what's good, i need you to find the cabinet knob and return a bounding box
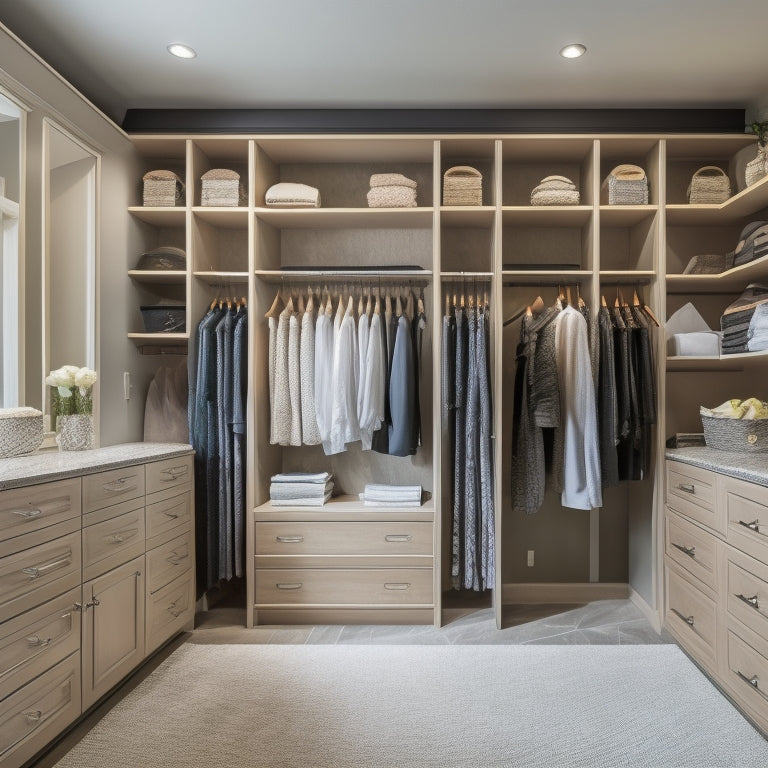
[737,671,760,690]
[85,598,100,609]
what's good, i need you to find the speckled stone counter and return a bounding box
[0,442,193,490]
[666,447,768,488]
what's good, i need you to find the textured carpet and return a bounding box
[54,644,768,768]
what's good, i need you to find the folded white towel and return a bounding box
[667,332,721,357]
[369,173,417,189]
[265,182,320,208]
[270,481,334,500]
[361,490,421,501]
[367,186,417,208]
[271,472,332,484]
[364,484,422,494]
[271,492,333,507]
[362,499,423,508]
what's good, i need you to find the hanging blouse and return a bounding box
[314,299,334,450]
[287,310,302,446]
[388,312,416,457]
[327,297,360,455]
[271,305,292,445]
[357,310,370,427]
[300,308,321,445]
[359,311,386,450]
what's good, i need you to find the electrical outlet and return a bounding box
[527,550,534,567]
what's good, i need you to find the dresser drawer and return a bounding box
[725,630,768,728]
[0,652,80,768]
[0,531,82,623]
[82,465,145,514]
[82,506,145,581]
[0,588,81,702]
[0,478,81,546]
[722,475,768,567]
[665,511,719,592]
[146,490,192,544]
[666,462,723,536]
[146,455,193,496]
[146,571,194,655]
[146,527,193,594]
[255,521,433,557]
[726,549,768,642]
[255,568,433,606]
[664,559,718,671]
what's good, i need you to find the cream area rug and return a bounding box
[54,644,768,768]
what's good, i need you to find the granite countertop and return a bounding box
[665,447,768,487]
[0,442,194,490]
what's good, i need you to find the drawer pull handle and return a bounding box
[167,551,189,565]
[677,483,695,494]
[276,583,302,590]
[24,709,43,723]
[9,507,43,518]
[21,554,71,579]
[671,543,696,558]
[105,527,139,545]
[167,599,186,618]
[25,635,52,648]
[385,535,412,543]
[737,671,760,691]
[736,593,760,610]
[670,608,695,626]
[85,598,100,609]
[276,536,304,543]
[384,583,411,590]
[102,477,138,493]
[161,466,189,480]
[739,519,761,533]
[163,511,181,519]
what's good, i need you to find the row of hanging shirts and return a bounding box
[509,284,658,515]
[267,282,426,458]
[441,284,495,592]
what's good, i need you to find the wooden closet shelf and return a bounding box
[254,207,433,229]
[501,206,592,226]
[599,205,658,226]
[194,271,249,285]
[255,269,432,284]
[128,270,186,285]
[254,495,435,522]
[665,353,768,371]
[666,174,768,224]
[666,254,768,293]
[128,206,185,226]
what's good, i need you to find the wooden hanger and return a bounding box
[445,291,450,317]
[396,293,403,318]
[601,294,608,308]
[374,290,381,316]
[264,289,284,318]
[531,295,545,314]
[306,286,314,314]
[417,289,425,316]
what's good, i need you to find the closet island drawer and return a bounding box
[666,461,723,536]
[664,560,718,671]
[721,475,768,566]
[0,478,81,545]
[0,651,80,768]
[146,571,194,654]
[0,531,82,623]
[726,549,768,641]
[146,455,193,495]
[82,506,145,581]
[664,512,719,591]
[255,568,433,606]
[146,490,192,545]
[0,588,81,702]
[724,630,768,730]
[82,465,145,513]
[255,521,433,560]
[146,527,194,594]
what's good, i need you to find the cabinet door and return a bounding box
[81,556,145,709]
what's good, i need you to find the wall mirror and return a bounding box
[42,119,99,433]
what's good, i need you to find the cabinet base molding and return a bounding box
[502,582,630,604]
[629,587,662,633]
[254,607,435,625]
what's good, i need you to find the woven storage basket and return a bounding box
[142,170,184,207]
[201,168,247,207]
[687,166,731,204]
[601,165,648,205]
[0,407,44,458]
[443,166,482,206]
[140,305,186,333]
[746,146,768,187]
[530,175,580,206]
[701,415,768,453]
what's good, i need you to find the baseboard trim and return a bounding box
[629,588,662,633]
[502,582,630,604]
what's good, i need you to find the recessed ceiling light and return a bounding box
[560,44,586,59]
[167,43,197,59]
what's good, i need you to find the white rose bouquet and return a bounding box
[46,365,97,417]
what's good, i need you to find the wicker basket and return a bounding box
[531,175,580,206]
[142,170,184,207]
[443,166,482,206]
[701,415,768,453]
[0,407,44,458]
[601,165,648,205]
[687,166,731,204]
[746,146,768,187]
[201,168,247,207]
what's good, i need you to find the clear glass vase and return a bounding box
[56,414,95,451]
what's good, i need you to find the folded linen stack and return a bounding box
[720,283,768,354]
[265,182,321,208]
[732,221,768,267]
[530,175,580,206]
[270,472,334,506]
[358,483,422,507]
[366,173,417,208]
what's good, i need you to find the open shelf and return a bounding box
[128,206,186,226]
[254,207,433,229]
[502,206,592,226]
[501,269,592,285]
[194,271,249,285]
[666,253,768,292]
[255,269,432,284]
[440,206,495,227]
[127,332,188,344]
[599,205,658,226]
[254,494,435,522]
[192,207,249,227]
[128,270,186,285]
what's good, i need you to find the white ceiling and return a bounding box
[0,0,766,126]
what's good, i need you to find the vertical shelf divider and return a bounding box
[432,138,442,627]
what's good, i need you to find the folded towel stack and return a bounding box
[367,173,417,208]
[265,182,321,208]
[732,221,768,267]
[358,483,422,507]
[530,175,580,206]
[720,283,768,354]
[270,471,333,506]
